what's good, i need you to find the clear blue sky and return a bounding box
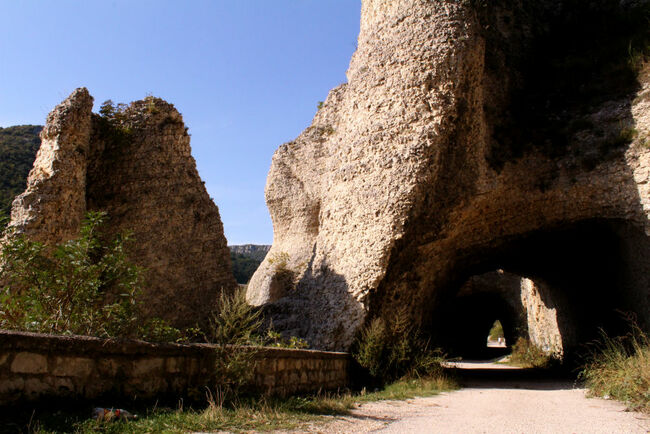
[0,1,361,245]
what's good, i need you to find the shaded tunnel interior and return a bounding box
[425,219,649,362]
[437,291,520,359]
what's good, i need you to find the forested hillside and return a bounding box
[0,125,41,219]
[229,244,270,284]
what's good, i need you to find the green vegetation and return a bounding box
[230,251,261,284]
[263,329,309,349]
[204,288,264,397]
[508,337,552,368]
[580,326,650,413]
[96,100,133,148]
[229,245,269,284]
[268,251,297,292]
[488,320,504,341]
[21,376,456,433]
[0,125,41,220]
[353,308,445,383]
[0,211,178,342]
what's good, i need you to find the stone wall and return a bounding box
[0,330,349,406]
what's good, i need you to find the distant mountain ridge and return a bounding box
[0,125,41,218]
[229,244,270,261]
[229,244,270,284]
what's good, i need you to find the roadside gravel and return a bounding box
[284,362,650,434]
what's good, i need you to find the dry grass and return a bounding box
[580,327,650,413]
[23,376,457,433]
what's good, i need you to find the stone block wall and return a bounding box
[0,330,350,406]
[253,347,348,396]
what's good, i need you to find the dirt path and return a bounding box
[292,362,650,434]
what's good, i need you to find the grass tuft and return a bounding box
[580,326,650,413]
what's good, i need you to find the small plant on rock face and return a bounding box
[144,94,159,114]
[268,251,297,293]
[99,99,116,118]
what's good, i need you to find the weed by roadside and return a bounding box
[508,337,553,368]
[352,308,446,383]
[579,325,650,413]
[22,375,457,433]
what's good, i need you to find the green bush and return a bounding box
[206,288,263,346]
[353,309,444,383]
[263,328,308,349]
[509,337,552,368]
[203,288,264,397]
[488,320,504,341]
[580,326,650,413]
[0,211,177,341]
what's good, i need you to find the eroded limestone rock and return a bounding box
[8,89,236,328]
[248,0,650,351]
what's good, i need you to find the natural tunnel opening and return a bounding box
[433,271,524,360]
[487,320,505,347]
[419,218,650,367]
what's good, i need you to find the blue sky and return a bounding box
[0,1,361,244]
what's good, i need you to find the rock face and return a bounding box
[248,0,650,353]
[520,278,565,358]
[433,270,566,358]
[9,89,236,328]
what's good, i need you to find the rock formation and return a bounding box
[439,271,565,358]
[248,0,650,353]
[8,88,237,328]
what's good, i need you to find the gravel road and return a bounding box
[294,361,650,434]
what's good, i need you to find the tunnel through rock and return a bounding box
[435,271,524,359]
[410,219,650,363]
[247,0,650,352]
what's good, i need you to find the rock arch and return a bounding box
[248,0,650,352]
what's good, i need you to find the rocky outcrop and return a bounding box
[8,89,237,328]
[248,0,650,352]
[520,278,566,358]
[431,270,565,358]
[10,89,93,245]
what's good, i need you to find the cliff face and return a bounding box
[8,89,237,328]
[248,0,650,352]
[10,89,94,245]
